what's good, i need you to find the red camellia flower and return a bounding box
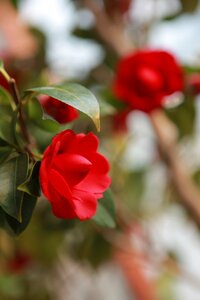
[113,50,184,113]
[39,95,79,124]
[39,130,111,220]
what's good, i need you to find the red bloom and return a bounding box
[112,110,130,133]
[104,0,132,15]
[39,95,79,124]
[39,130,111,220]
[7,252,31,274]
[188,73,200,95]
[113,50,183,113]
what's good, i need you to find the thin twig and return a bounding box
[9,78,36,160]
[9,78,31,144]
[150,110,200,227]
[83,0,133,56]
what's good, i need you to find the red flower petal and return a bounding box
[52,153,92,186]
[49,168,73,199]
[40,129,111,220]
[113,49,183,113]
[75,153,111,193]
[49,185,76,219]
[73,189,97,220]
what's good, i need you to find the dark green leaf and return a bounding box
[18,161,41,197]
[26,83,100,130]
[0,86,12,105]
[0,109,19,146]
[5,193,37,236]
[183,65,200,74]
[0,207,5,228]
[0,146,13,165]
[0,153,29,221]
[92,190,116,228]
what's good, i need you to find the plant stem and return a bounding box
[8,78,31,144]
[8,78,36,161]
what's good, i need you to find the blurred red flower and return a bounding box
[112,109,130,133]
[7,252,31,274]
[39,130,111,220]
[104,0,132,15]
[113,50,183,113]
[188,73,200,95]
[39,95,79,124]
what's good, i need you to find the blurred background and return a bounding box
[1,0,200,299]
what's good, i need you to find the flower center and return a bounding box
[136,66,163,92]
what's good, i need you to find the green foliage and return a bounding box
[0,66,112,236]
[0,274,25,299]
[5,193,37,236]
[0,86,12,105]
[18,161,41,197]
[25,83,100,130]
[0,153,29,221]
[92,189,116,228]
[165,96,196,138]
[0,109,19,147]
[75,229,112,267]
[124,170,145,213]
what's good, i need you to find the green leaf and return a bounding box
[5,193,37,236]
[26,83,100,130]
[0,119,15,145]
[27,97,60,132]
[0,86,12,105]
[99,99,116,116]
[18,161,41,197]
[0,146,13,165]
[0,108,19,146]
[92,190,116,228]
[0,153,29,221]
[183,65,200,74]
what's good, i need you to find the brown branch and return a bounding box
[9,78,31,145]
[82,1,200,227]
[9,78,36,160]
[150,110,200,226]
[114,231,158,300]
[83,0,133,56]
